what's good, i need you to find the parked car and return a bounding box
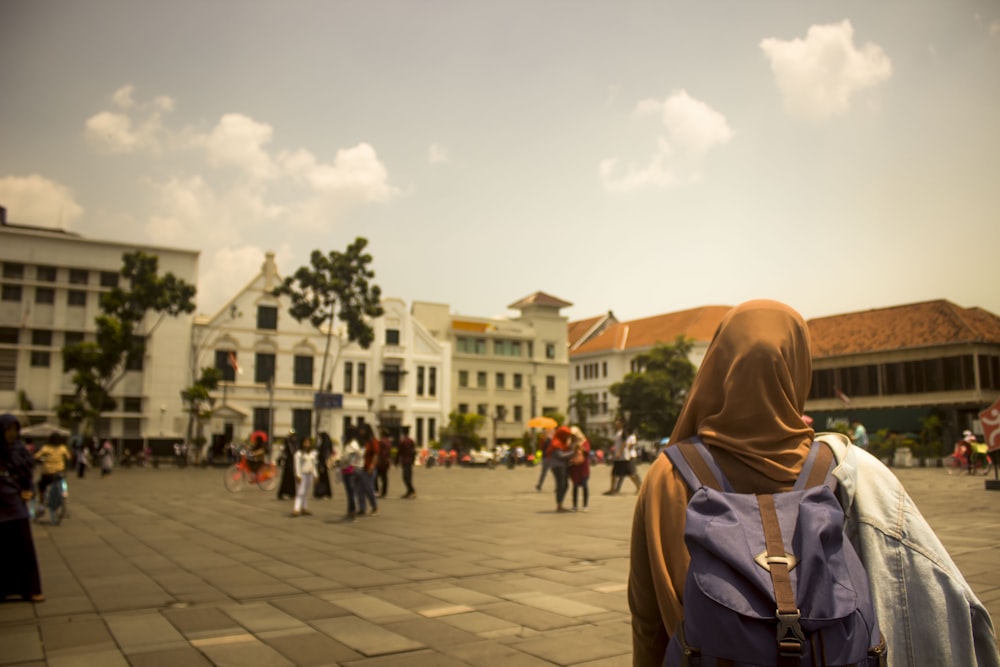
[466,448,496,467]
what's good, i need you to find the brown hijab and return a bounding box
[669,299,815,488]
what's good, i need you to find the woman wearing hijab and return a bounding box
[629,300,999,667]
[0,414,44,602]
[547,426,575,513]
[313,432,334,499]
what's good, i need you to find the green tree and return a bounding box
[271,238,384,435]
[610,336,696,440]
[61,252,196,438]
[441,412,485,452]
[568,391,598,433]
[181,366,223,458]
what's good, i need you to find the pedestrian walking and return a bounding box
[99,440,114,477]
[339,426,363,521]
[0,414,44,602]
[396,425,417,498]
[569,426,591,512]
[291,437,317,517]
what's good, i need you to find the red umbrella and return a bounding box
[250,430,268,443]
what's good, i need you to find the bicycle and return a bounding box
[43,475,68,524]
[224,454,278,492]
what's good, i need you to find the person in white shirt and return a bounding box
[292,437,319,517]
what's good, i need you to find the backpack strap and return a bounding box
[793,440,836,492]
[664,439,735,493]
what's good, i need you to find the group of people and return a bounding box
[535,425,593,512]
[268,424,418,521]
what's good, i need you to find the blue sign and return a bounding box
[313,392,343,409]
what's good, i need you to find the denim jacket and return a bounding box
[817,433,1000,667]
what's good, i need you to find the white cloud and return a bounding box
[84,85,174,154]
[428,143,450,165]
[199,113,277,181]
[280,143,399,202]
[760,20,892,122]
[0,174,84,228]
[602,90,733,193]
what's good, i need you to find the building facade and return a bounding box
[0,210,199,449]
[413,291,572,446]
[194,252,451,453]
[568,306,732,438]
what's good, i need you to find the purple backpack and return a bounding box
[664,439,886,667]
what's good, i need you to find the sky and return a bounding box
[1,1,998,325]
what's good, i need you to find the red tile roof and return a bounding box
[571,306,732,355]
[508,291,573,310]
[807,300,1000,357]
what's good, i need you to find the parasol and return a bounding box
[527,416,558,429]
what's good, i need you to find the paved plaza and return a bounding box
[2,461,1000,666]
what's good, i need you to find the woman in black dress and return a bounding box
[276,434,297,500]
[313,432,334,499]
[0,413,44,602]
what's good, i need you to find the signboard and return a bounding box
[313,392,343,410]
[979,398,1000,452]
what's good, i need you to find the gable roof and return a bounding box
[568,311,618,351]
[807,300,1000,357]
[508,291,573,310]
[572,305,732,355]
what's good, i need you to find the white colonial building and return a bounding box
[0,208,199,449]
[194,252,451,454]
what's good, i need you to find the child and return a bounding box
[292,437,317,517]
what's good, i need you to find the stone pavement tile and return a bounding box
[47,648,130,667]
[198,566,300,600]
[311,615,424,656]
[255,562,315,579]
[566,591,630,615]
[502,592,607,618]
[105,611,187,652]
[415,559,499,577]
[0,600,38,624]
[323,564,409,588]
[0,624,43,663]
[479,600,582,631]
[421,584,503,606]
[440,639,557,667]
[369,587,457,613]
[530,567,611,588]
[508,628,631,665]
[191,635,294,667]
[322,593,415,622]
[269,594,351,621]
[479,558,530,571]
[162,606,244,638]
[439,611,523,637]
[384,567,447,582]
[573,654,633,667]
[383,616,483,649]
[221,601,308,633]
[39,614,116,656]
[259,626,363,665]
[128,647,215,667]
[285,575,348,592]
[340,648,469,667]
[32,595,95,618]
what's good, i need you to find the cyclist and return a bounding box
[247,434,268,482]
[34,433,72,518]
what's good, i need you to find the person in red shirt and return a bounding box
[357,423,379,516]
[395,426,417,498]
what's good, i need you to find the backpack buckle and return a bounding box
[776,610,805,657]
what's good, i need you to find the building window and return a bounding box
[99,271,119,288]
[32,329,52,347]
[513,405,523,422]
[546,342,556,359]
[3,263,24,279]
[30,351,51,367]
[344,361,353,393]
[477,403,488,417]
[215,349,237,382]
[37,266,57,282]
[979,354,1000,391]
[416,365,425,396]
[255,352,276,384]
[476,371,487,388]
[123,397,142,412]
[34,287,55,304]
[294,355,314,386]
[383,364,402,392]
[357,362,367,394]
[68,269,88,285]
[64,331,84,346]
[429,367,437,396]
[253,408,272,435]
[67,290,87,307]
[126,336,145,371]
[0,328,18,344]
[602,361,608,377]
[0,349,15,390]
[256,305,278,330]
[575,365,580,381]
[2,284,22,302]
[496,372,505,389]
[386,328,400,346]
[292,409,312,438]
[457,337,487,355]
[513,373,523,389]
[458,403,469,414]
[428,417,436,442]
[458,370,469,388]
[546,375,556,391]
[416,417,424,446]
